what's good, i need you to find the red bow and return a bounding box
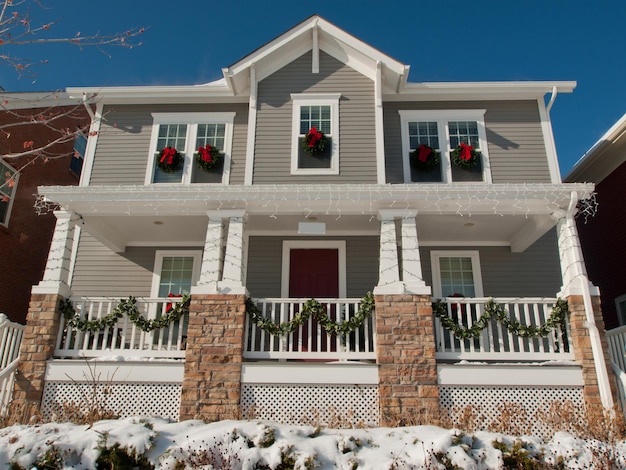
[160,147,177,165]
[417,144,432,162]
[198,144,213,163]
[165,293,182,313]
[306,127,322,148]
[459,143,473,161]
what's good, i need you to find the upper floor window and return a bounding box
[291,93,340,175]
[145,112,235,185]
[0,159,18,227]
[399,110,491,184]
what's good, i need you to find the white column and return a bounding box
[218,210,248,295]
[191,213,225,295]
[32,210,77,297]
[401,217,431,295]
[373,211,403,295]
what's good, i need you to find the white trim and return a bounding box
[150,250,202,297]
[399,109,491,184]
[537,97,562,184]
[437,363,583,386]
[0,158,18,227]
[241,362,378,385]
[244,65,257,185]
[79,101,103,187]
[290,94,340,175]
[45,359,184,383]
[67,225,82,289]
[144,112,236,186]
[374,61,386,184]
[615,294,626,326]
[280,240,347,298]
[430,250,484,298]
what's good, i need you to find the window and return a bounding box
[399,110,491,184]
[616,294,626,326]
[70,133,87,178]
[145,112,235,185]
[431,251,484,298]
[0,159,18,227]
[152,251,202,297]
[291,94,340,175]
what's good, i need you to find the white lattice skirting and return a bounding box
[440,385,585,436]
[41,381,181,421]
[241,384,379,427]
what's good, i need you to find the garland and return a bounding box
[195,144,223,171]
[410,144,440,171]
[302,127,328,156]
[246,292,375,336]
[432,298,568,339]
[156,147,183,173]
[60,295,191,333]
[451,143,481,169]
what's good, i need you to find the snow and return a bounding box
[1,418,625,469]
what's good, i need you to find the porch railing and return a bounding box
[434,297,574,361]
[0,314,24,370]
[607,325,626,373]
[55,297,187,359]
[244,298,376,360]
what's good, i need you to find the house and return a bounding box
[0,93,89,324]
[564,114,626,330]
[9,16,619,427]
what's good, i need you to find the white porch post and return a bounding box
[218,210,248,295]
[374,211,403,294]
[553,192,614,409]
[401,216,431,295]
[191,213,225,295]
[31,210,78,298]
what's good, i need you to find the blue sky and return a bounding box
[2,0,624,177]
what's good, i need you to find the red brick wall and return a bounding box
[0,105,88,324]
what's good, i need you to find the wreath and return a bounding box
[302,127,328,156]
[156,147,183,173]
[194,144,223,171]
[451,142,481,169]
[410,144,440,171]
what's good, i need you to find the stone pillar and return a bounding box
[375,294,439,426]
[179,294,246,422]
[11,294,64,412]
[567,294,619,408]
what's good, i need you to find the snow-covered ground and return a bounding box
[1,417,625,469]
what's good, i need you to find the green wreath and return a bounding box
[432,298,568,340]
[194,144,223,171]
[247,292,375,336]
[451,143,481,169]
[410,144,440,171]
[302,127,329,157]
[156,147,183,173]
[60,295,190,333]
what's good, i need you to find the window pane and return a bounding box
[300,105,332,136]
[439,256,476,297]
[157,124,187,151]
[408,121,439,149]
[196,123,226,150]
[448,121,480,150]
[158,256,195,297]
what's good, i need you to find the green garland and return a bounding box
[60,295,190,333]
[246,292,375,336]
[432,298,568,340]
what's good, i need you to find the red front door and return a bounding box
[288,249,339,353]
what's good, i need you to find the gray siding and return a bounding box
[71,231,201,297]
[90,103,249,185]
[384,100,551,184]
[253,51,376,184]
[420,230,561,297]
[246,236,379,298]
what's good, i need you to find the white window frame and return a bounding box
[145,112,235,185]
[0,158,19,227]
[280,240,347,298]
[615,294,626,326]
[399,110,492,184]
[150,250,202,298]
[290,93,340,175]
[430,250,484,298]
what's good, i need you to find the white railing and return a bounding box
[55,297,188,359]
[607,325,626,373]
[0,314,25,370]
[434,297,573,361]
[0,359,18,416]
[244,298,376,360]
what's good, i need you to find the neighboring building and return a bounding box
[565,113,626,330]
[11,16,618,427]
[0,93,89,323]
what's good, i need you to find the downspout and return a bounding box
[546,86,557,114]
[566,191,614,410]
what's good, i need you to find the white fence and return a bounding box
[244,298,376,360]
[56,297,188,359]
[0,314,24,369]
[434,297,573,361]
